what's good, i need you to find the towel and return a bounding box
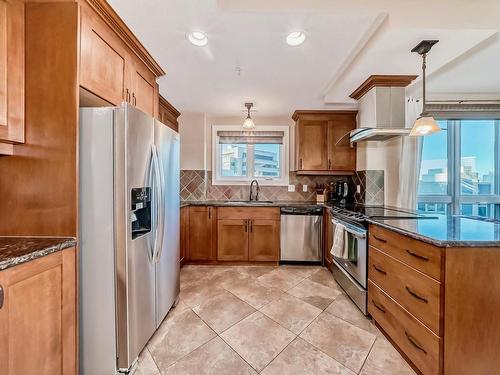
[331,223,348,259]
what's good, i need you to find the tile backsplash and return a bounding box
[180,169,385,205]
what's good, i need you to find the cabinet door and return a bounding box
[187,206,216,261]
[0,248,76,375]
[180,206,188,266]
[129,59,157,117]
[0,0,24,146]
[297,120,328,171]
[80,7,127,105]
[217,219,249,261]
[324,211,334,271]
[249,219,280,262]
[327,115,356,171]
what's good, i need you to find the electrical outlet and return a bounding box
[357,185,361,194]
[302,184,308,192]
[287,185,295,192]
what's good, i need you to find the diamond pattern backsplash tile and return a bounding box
[352,170,384,205]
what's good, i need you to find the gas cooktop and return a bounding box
[330,204,427,222]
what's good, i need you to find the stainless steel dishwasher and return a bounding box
[280,206,323,262]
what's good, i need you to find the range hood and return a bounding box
[347,75,417,143]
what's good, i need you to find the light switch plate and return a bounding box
[357,185,361,194]
[288,185,295,192]
[302,184,308,192]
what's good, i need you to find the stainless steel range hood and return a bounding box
[349,127,410,142]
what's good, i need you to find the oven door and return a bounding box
[330,218,367,288]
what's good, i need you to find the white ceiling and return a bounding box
[108,0,500,117]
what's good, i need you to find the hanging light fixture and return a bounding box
[410,40,441,136]
[242,102,255,129]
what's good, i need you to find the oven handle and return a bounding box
[332,219,367,239]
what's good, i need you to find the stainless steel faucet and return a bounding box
[249,179,260,201]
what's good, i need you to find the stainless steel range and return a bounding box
[329,204,427,315]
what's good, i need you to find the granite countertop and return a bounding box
[181,200,326,208]
[368,215,500,247]
[0,237,77,271]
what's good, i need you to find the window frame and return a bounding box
[417,119,500,219]
[211,125,290,186]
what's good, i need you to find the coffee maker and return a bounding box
[328,179,353,204]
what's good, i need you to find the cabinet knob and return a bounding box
[299,159,303,169]
[132,93,137,106]
[328,159,332,170]
[125,88,131,102]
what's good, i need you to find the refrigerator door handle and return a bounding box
[150,144,162,262]
[152,145,165,263]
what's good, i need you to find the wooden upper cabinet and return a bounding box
[249,219,280,262]
[297,119,328,171]
[158,95,181,132]
[0,248,77,375]
[80,5,127,105]
[0,0,25,153]
[187,206,216,261]
[79,0,165,116]
[217,219,249,261]
[293,110,357,174]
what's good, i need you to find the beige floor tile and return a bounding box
[147,309,216,371]
[279,265,323,278]
[287,278,342,310]
[325,294,380,335]
[260,294,322,334]
[180,265,229,289]
[221,311,296,372]
[208,268,254,289]
[261,338,356,375]
[134,348,160,375]
[235,265,276,279]
[164,337,257,375]
[300,312,376,373]
[224,278,284,309]
[360,337,416,375]
[257,268,306,291]
[193,290,255,333]
[308,268,344,291]
[179,278,226,308]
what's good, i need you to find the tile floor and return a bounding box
[135,265,416,375]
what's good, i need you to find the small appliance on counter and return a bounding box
[328,179,354,204]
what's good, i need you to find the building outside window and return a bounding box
[417,119,500,219]
[213,126,289,185]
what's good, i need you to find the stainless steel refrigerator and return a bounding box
[79,102,180,374]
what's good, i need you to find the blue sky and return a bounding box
[422,120,495,177]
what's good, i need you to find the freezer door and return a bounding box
[115,103,156,371]
[154,119,180,326]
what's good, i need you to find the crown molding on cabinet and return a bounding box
[349,75,418,100]
[84,0,165,77]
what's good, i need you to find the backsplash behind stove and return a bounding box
[180,170,384,205]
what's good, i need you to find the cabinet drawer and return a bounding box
[369,247,441,335]
[369,225,443,281]
[217,207,280,220]
[368,281,440,375]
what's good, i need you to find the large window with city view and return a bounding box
[417,119,500,219]
[213,126,289,185]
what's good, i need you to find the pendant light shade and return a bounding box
[410,40,440,137]
[242,103,255,129]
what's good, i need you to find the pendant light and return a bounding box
[242,102,255,129]
[410,40,441,136]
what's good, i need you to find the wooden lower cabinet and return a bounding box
[187,206,216,261]
[180,206,188,266]
[0,248,77,375]
[324,209,334,271]
[217,219,249,261]
[249,219,280,262]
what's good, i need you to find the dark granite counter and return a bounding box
[368,215,500,247]
[181,200,325,208]
[0,237,77,271]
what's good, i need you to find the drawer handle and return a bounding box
[373,264,387,275]
[405,331,427,354]
[406,250,429,261]
[405,286,428,303]
[371,299,386,313]
[0,284,3,309]
[372,235,387,243]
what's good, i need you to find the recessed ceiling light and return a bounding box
[188,31,208,47]
[286,31,306,46]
